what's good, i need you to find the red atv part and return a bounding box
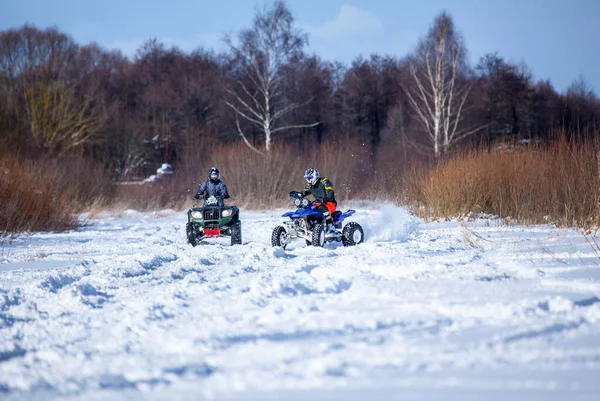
[203,228,221,237]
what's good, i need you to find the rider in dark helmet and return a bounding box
[195,167,230,207]
[291,167,337,228]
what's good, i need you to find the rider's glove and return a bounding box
[193,194,201,200]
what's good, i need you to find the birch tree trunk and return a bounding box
[403,12,486,158]
[224,0,319,154]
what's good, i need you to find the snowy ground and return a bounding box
[1,203,599,401]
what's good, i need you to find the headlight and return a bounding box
[222,210,232,217]
[294,198,301,207]
[301,198,310,207]
[191,211,202,218]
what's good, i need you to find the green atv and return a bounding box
[186,196,242,246]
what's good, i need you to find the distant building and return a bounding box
[144,163,174,184]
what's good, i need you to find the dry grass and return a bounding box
[0,154,114,236]
[412,136,600,228]
[8,132,598,236]
[0,156,77,235]
[28,156,114,212]
[5,131,600,237]
[112,180,187,212]
[108,139,425,212]
[170,139,394,210]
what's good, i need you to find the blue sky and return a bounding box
[2,0,599,93]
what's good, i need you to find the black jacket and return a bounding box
[301,177,336,204]
[196,179,230,206]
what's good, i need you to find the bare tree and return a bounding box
[23,80,98,154]
[403,12,484,157]
[476,53,534,139]
[0,25,103,155]
[224,0,319,154]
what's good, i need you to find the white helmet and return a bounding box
[304,168,320,185]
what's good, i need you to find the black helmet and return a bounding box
[208,167,220,182]
[304,167,319,185]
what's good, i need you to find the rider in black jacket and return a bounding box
[195,167,230,206]
[292,167,337,226]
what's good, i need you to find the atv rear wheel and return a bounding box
[312,224,325,247]
[230,221,242,246]
[271,226,288,248]
[342,222,364,246]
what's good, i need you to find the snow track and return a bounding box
[1,205,599,400]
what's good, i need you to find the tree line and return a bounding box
[1,1,598,180]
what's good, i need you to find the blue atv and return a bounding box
[271,192,364,249]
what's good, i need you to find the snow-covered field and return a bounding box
[1,204,599,400]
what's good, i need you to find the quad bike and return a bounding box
[271,192,364,249]
[186,195,242,246]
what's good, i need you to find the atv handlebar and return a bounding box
[290,191,323,202]
[193,195,227,205]
[193,194,229,200]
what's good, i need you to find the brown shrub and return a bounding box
[27,156,114,212]
[112,179,187,212]
[0,154,114,235]
[0,156,78,235]
[109,138,422,211]
[171,139,392,209]
[412,137,600,228]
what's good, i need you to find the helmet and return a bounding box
[208,167,220,182]
[304,168,320,185]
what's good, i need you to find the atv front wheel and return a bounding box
[342,222,364,246]
[230,221,242,246]
[312,224,325,247]
[186,222,200,247]
[271,226,288,248]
